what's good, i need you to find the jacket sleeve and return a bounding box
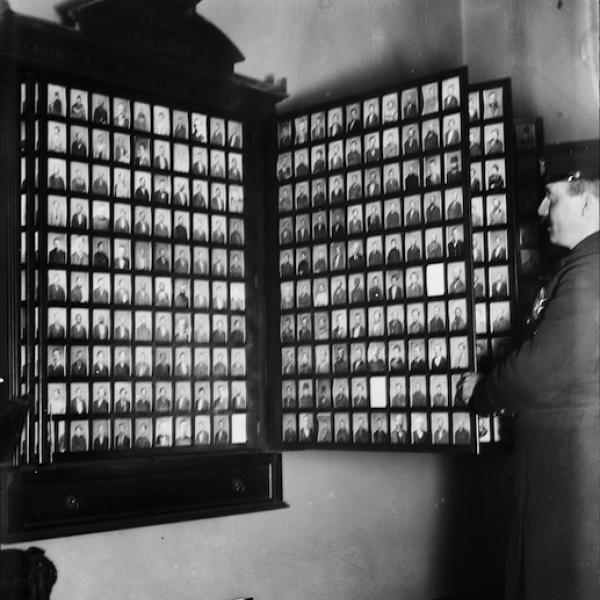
[472,253,600,414]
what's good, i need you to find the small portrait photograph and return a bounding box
[310,111,326,141]
[329,210,346,241]
[281,381,297,410]
[313,244,328,274]
[311,179,327,208]
[405,266,424,299]
[401,124,419,155]
[91,129,110,161]
[444,151,462,185]
[489,265,510,298]
[189,146,208,176]
[478,415,492,444]
[330,275,347,305]
[69,89,88,120]
[351,342,368,375]
[443,114,461,146]
[349,307,366,339]
[407,303,425,335]
[367,235,384,267]
[110,203,131,235]
[340,173,360,205]
[113,168,130,199]
[515,120,538,150]
[365,167,382,198]
[91,164,110,196]
[295,247,310,276]
[210,149,226,178]
[174,416,192,447]
[410,374,427,408]
[328,140,344,170]
[483,87,503,119]
[47,269,67,303]
[133,101,151,132]
[368,412,388,444]
[48,194,68,227]
[291,183,307,211]
[473,267,487,300]
[48,121,67,153]
[296,279,312,309]
[211,314,228,344]
[191,112,207,142]
[427,300,446,334]
[404,231,423,263]
[153,105,171,136]
[484,124,505,155]
[368,342,386,373]
[298,380,314,409]
[113,346,132,378]
[193,347,210,378]
[468,91,481,122]
[364,132,381,163]
[475,303,488,335]
[442,76,460,110]
[69,383,88,415]
[153,209,171,239]
[447,262,466,295]
[345,103,362,134]
[280,281,294,310]
[230,282,245,311]
[173,211,190,241]
[70,306,90,342]
[421,81,439,115]
[228,154,243,182]
[297,412,314,443]
[92,381,111,412]
[448,298,468,332]
[69,162,89,194]
[367,271,384,302]
[113,133,130,165]
[387,304,405,337]
[294,115,309,144]
[47,307,66,340]
[451,373,467,407]
[192,213,208,242]
[384,199,401,230]
[490,301,511,333]
[91,236,110,271]
[368,305,386,337]
[328,107,344,137]
[153,140,171,171]
[229,249,244,278]
[313,278,329,307]
[363,97,380,128]
[154,347,173,380]
[470,229,486,264]
[380,127,399,160]
[345,136,362,167]
[430,375,449,407]
[173,144,190,173]
[276,153,292,182]
[383,163,401,194]
[487,194,508,225]
[423,155,442,187]
[91,307,111,342]
[469,127,482,159]
[47,84,66,117]
[487,229,509,262]
[408,340,427,373]
[155,417,173,448]
[211,348,227,378]
[153,277,172,308]
[172,110,189,140]
[347,204,364,236]
[329,378,349,409]
[331,412,351,443]
[446,224,465,259]
[228,315,245,345]
[69,420,89,452]
[402,159,421,194]
[403,194,421,227]
[211,280,228,310]
[311,144,327,175]
[313,210,328,240]
[192,312,209,344]
[390,411,409,444]
[173,279,191,311]
[68,197,89,230]
[210,214,227,244]
[131,171,150,202]
[278,184,292,212]
[382,92,399,124]
[453,413,472,445]
[388,340,406,373]
[47,157,67,191]
[424,227,443,261]
[282,414,297,442]
[113,98,131,128]
[314,346,331,376]
[48,383,67,415]
[133,418,153,448]
[352,412,370,444]
[486,159,506,191]
[422,118,440,151]
[411,412,430,445]
[431,413,450,445]
[449,336,469,369]
[278,120,293,148]
[231,414,247,444]
[231,349,246,378]
[429,338,449,371]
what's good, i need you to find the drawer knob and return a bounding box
[231,478,245,494]
[64,493,80,512]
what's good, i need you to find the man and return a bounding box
[115,423,131,450]
[135,424,152,448]
[47,348,65,378]
[115,387,131,413]
[70,313,87,340]
[487,128,504,154]
[447,227,465,258]
[463,163,600,600]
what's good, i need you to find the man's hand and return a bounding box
[461,372,484,403]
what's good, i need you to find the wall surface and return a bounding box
[6,451,510,600]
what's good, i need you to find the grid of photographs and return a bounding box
[275,69,476,449]
[468,80,517,446]
[20,79,250,458]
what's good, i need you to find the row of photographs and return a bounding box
[279,262,470,308]
[45,158,245,201]
[280,373,468,409]
[282,411,478,445]
[46,380,248,415]
[277,157,507,212]
[42,233,246,276]
[277,112,468,179]
[49,415,246,453]
[43,308,247,344]
[279,193,508,244]
[46,344,248,379]
[467,87,505,123]
[278,229,511,275]
[45,270,246,310]
[41,84,244,147]
[276,75,465,147]
[43,121,244,175]
[280,336,471,376]
[40,196,246,241]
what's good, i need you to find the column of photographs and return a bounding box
[276,69,476,449]
[18,79,42,464]
[36,81,249,455]
[468,80,517,445]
